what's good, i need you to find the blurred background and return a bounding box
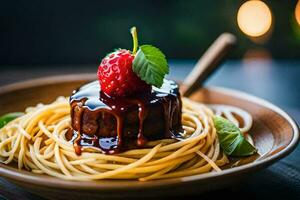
[1,0,300,65]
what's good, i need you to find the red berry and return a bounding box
[97,49,150,97]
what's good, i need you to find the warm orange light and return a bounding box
[296,1,300,26]
[237,0,272,37]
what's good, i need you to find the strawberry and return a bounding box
[97,49,150,97]
[97,27,168,97]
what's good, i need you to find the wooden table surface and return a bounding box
[0,60,299,200]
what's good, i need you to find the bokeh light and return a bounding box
[296,1,300,26]
[237,0,272,37]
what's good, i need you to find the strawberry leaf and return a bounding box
[132,45,169,88]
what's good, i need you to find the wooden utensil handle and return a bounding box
[182,33,237,97]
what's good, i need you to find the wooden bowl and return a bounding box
[0,74,298,200]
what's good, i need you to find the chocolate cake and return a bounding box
[69,79,182,154]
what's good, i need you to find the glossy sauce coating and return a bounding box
[69,80,182,155]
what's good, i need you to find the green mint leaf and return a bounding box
[0,112,24,129]
[213,116,257,156]
[132,45,169,88]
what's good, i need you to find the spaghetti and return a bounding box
[0,97,252,181]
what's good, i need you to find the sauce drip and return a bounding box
[68,79,182,155]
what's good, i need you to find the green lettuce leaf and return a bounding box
[213,116,257,156]
[0,112,24,129]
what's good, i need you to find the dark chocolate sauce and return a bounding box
[69,79,182,155]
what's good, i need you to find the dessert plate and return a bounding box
[0,74,298,199]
